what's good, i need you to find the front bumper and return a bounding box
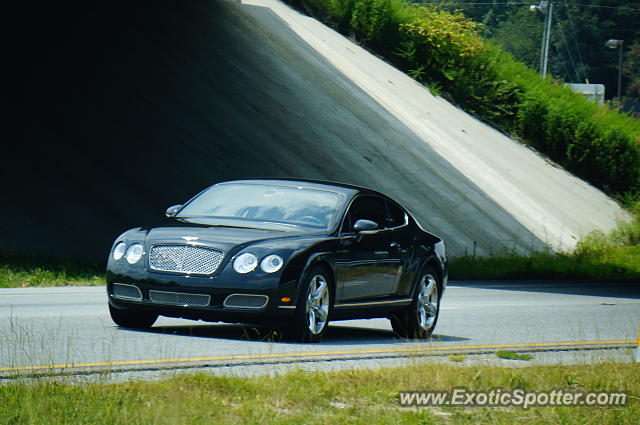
[107,270,298,324]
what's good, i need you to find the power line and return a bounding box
[556,20,582,82]
[489,24,636,32]
[412,2,530,5]
[556,48,575,82]
[412,1,640,12]
[561,1,588,82]
[564,3,640,12]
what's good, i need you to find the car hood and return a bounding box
[143,225,320,253]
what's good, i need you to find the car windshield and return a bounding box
[177,183,343,231]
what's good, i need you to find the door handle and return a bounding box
[389,242,400,249]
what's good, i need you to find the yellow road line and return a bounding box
[1,340,634,374]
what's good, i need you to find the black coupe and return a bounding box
[107,179,447,342]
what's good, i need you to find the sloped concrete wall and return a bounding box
[5,0,624,261]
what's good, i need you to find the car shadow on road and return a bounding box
[130,323,469,345]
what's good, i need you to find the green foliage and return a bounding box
[450,211,640,280]
[491,7,541,69]
[429,0,640,102]
[0,253,104,287]
[495,351,533,361]
[286,0,640,202]
[350,0,393,42]
[624,40,640,102]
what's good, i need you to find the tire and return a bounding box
[289,266,333,342]
[389,267,440,339]
[109,304,158,329]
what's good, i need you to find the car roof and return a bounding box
[219,178,384,198]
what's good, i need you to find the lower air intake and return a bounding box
[223,294,269,309]
[112,283,142,301]
[149,290,210,307]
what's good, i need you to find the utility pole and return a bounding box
[530,1,553,78]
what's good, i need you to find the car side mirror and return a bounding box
[353,219,379,235]
[165,204,183,218]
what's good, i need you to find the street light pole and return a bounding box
[606,39,624,101]
[541,1,553,78]
[531,1,554,78]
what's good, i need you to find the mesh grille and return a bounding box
[149,244,224,274]
[149,290,211,306]
[223,294,269,309]
[112,283,142,300]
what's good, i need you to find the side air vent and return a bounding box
[223,294,269,309]
[112,283,143,301]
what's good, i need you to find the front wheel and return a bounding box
[289,266,333,342]
[109,304,158,329]
[389,269,440,339]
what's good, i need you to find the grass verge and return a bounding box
[449,248,640,281]
[1,363,637,424]
[450,210,640,280]
[495,351,533,361]
[0,254,104,288]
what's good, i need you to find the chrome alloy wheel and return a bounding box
[417,274,439,330]
[306,274,329,335]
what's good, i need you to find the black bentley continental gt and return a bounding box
[107,179,447,342]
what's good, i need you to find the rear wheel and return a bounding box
[290,266,333,342]
[390,268,440,339]
[109,304,158,329]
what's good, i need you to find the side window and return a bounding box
[341,196,387,233]
[341,211,353,233]
[385,201,407,228]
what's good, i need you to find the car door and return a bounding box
[334,196,403,302]
[383,199,412,296]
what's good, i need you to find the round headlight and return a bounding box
[233,253,258,274]
[125,243,144,264]
[113,242,126,260]
[260,254,283,273]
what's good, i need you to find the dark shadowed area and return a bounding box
[7,0,545,261]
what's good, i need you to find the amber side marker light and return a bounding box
[281,297,292,303]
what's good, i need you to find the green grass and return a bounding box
[448,354,466,362]
[495,351,533,361]
[450,213,640,280]
[449,248,640,281]
[1,363,637,424]
[0,254,104,288]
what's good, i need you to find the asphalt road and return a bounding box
[2,281,638,377]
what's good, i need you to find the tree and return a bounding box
[422,0,640,100]
[492,7,543,70]
[624,40,640,102]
